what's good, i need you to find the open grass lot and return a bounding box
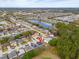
[32,45,60,59]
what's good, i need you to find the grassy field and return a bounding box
[32,44,60,59]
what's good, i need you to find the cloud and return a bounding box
[0,0,79,7]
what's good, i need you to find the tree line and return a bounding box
[49,22,79,59]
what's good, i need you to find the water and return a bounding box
[30,20,52,29]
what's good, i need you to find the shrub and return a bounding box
[48,38,58,46]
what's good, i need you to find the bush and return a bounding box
[48,39,58,46]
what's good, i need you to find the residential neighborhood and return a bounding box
[0,8,79,59]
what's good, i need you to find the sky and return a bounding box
[0,0,79,8]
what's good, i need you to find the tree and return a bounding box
[49,22,79,59]
[22,49,40,59]
[48,38,58,46]
[15,34,22,39]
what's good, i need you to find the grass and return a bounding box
[21,41,27,45]
[22,46,45,59]
[32,45,60,59]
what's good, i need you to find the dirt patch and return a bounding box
[32,45,60,59]
[32,50,60,59]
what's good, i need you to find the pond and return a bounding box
[30,20,53,29]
